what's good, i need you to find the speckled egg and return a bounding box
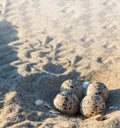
[53,91,79,115]
[60,79,83,101]
[86,82,109,101]
[80,94,105,117]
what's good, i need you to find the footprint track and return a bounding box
[1,0,120,77]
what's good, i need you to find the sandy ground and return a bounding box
[0,0,120,127]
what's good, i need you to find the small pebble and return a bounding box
[35,99,44,106]
[109,106,119,110]
[82,81,91,89]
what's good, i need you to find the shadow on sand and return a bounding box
[0,19,81,127]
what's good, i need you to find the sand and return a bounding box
[0,0,120,127]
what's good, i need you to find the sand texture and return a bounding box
[0,0,120,127]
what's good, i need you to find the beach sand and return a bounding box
[0,0,120,127]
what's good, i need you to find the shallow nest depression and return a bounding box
[0,68,120,128]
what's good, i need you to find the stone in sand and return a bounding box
[82,81,91,96]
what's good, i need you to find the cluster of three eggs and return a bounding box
[53,79,109,117]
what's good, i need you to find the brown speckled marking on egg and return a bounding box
[60,79,83,101]
[86,82,109,101]
[80,94,105,117]
[53,91,79,115]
